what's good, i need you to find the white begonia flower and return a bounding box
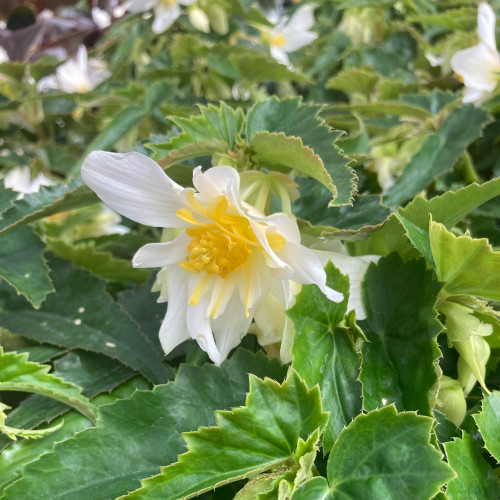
[92,7,112,29]
[4,166,54,198]
[37,45,111,94]
[82,151,343,364]
[0,46,8,63]
[127,0,196,34]
[269,4,318,66]
[450,2,500,103]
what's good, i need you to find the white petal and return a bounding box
[281,31,317,53]
[36,74,58,92]
[92,7,112,29]
[285,4,316,32]
[270,46,290,65]
[478,2,497,52]
[279,242,343,302]
[238,259,262,316]
[82,151,188,228]
[208,274,238,319]
[192,165,241,203]
[253,291,287,346]
[450,43,500,91]
[211,291,253,362]
[315,250,379,320]
[187,294,222,364]
[463,87,488,103]
[152,4,181,33]
[158,266,190,355]
[75,45,89,75]
[179,0,196,5]
[132,233,189,268]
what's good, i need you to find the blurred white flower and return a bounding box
[37,45,110,94]
[269,4,318,65]
[82,151,343,364]
[425,52,445,68]
[92,7,112,29]
[3,166,54,198]
[0,46,8,63]
[127,0,196,34]
[450,2,500,103]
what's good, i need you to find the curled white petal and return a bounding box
[82,151,188,228]
[478,2,497,51]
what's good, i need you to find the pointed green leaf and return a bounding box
[168,102,245,150]
[251,132,337,200]
[126,369,328,499]
[444,433,499,500]
[246,97,355,206]
[230,52,311,84]
[326,406,454,499]
[291,477,330,499]
[396,214,434,265]
[0,347,95,422]
[360,254,443,414]
[328,101,432,121]
[0,180,98,235]
[0,256,169,384]
[399,177,500,231]
[1,350,286,500]
[48,239,150,284]
[0,350,134,451]
[156,139,229,168]
[430,221,500,301]
[290,263,362,450]
[327,67,380,97]
[384,106,491,206]
[0,376,149,495]
[474,391,500,462]
[0,226,54,308]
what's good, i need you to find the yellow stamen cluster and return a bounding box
[177,195,285,279]
[272,33,287,47]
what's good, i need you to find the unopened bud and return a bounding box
[188,7,210,33]
[435,376,466,427]
[206,4,228,35]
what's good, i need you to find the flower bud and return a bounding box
[455,334,491,394]
[206,4,228,35]
[435,376,467,427]
[188,7,210,33]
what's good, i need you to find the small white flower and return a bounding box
[269,4,318,66]
[127,0,196,34]
[3,166,54,198]
[450,2,500,103]
[82,151,343,364]
[92,7,112,29]
[0,46,8,64]
[37,45,110,94]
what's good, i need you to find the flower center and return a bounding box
[160,0,177,6]
[272,33,287,47]
[177,196,285,279]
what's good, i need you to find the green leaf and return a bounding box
[327,67,380,97]
[0,376,148,495]
[0,180,98,235]
[246,97,355,206]
[291,477,330,499]
[156,139,229,168]
[126,369,328,499]
[326,406,454,499]
[230,52,311,84]
[328,101,432,121]
[384,106,491,206]
[251,132,337,200]
[168,102,245,151]
[1,350,286,500]
[0,350,134,451]
[360,254,443,414]
[408,7,476,30]
[48,239,150,284]
[290,263,362,450]
[396,214,434,265]
[0,347,95,423]
[444,433,499,500]
[0,226,54,308]
[399,177,500,231]
[474,391,500,462]
[0,255,169,385]
[295,192,391,240]
[430,221,500,301]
